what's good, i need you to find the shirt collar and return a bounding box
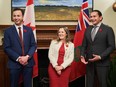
[14,24,23,29]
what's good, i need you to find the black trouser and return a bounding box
[86,63,109,87]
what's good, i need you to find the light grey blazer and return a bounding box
[48,40,74,69]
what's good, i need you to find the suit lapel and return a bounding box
[18,25,29,50]
[88,26,93,42]
[23,26,25,46]
[94,23,103,41]
[12,25,21,45]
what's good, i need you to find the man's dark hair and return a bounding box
[12,8,24,16]
[92,10,102,17]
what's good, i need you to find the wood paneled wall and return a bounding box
[0,25,76,49]
[37,25,76,49]
[0,50,10,87]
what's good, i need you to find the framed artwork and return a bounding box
[12,0,93,21]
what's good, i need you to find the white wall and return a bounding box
[94,0,116,43]
[0,0,13,25]
[94,0,116,34]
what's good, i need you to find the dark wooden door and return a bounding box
[0,50,10,87]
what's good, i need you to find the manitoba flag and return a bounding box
[23,0,38,78]
[69,0,90,81]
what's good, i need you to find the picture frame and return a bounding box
[12,0,93,21]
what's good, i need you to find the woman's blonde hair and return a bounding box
[57,26,71,42]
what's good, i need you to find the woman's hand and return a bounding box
[55,65,64,75]
[57,70,61,75]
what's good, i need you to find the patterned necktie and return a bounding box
[91,26,97,41]
[18,27,24,56]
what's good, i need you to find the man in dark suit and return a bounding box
[80,10,115,87]
[4,8,37,87]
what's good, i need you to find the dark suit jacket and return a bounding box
[4,25,37,69]
[81,23,115,66]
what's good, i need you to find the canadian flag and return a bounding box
[23,0,38,78]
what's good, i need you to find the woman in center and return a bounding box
[48,26,74,87]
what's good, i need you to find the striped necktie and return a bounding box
[91,26,97,41]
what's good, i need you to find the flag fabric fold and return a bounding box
[23,0,38,78]
[69,0,90,81]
